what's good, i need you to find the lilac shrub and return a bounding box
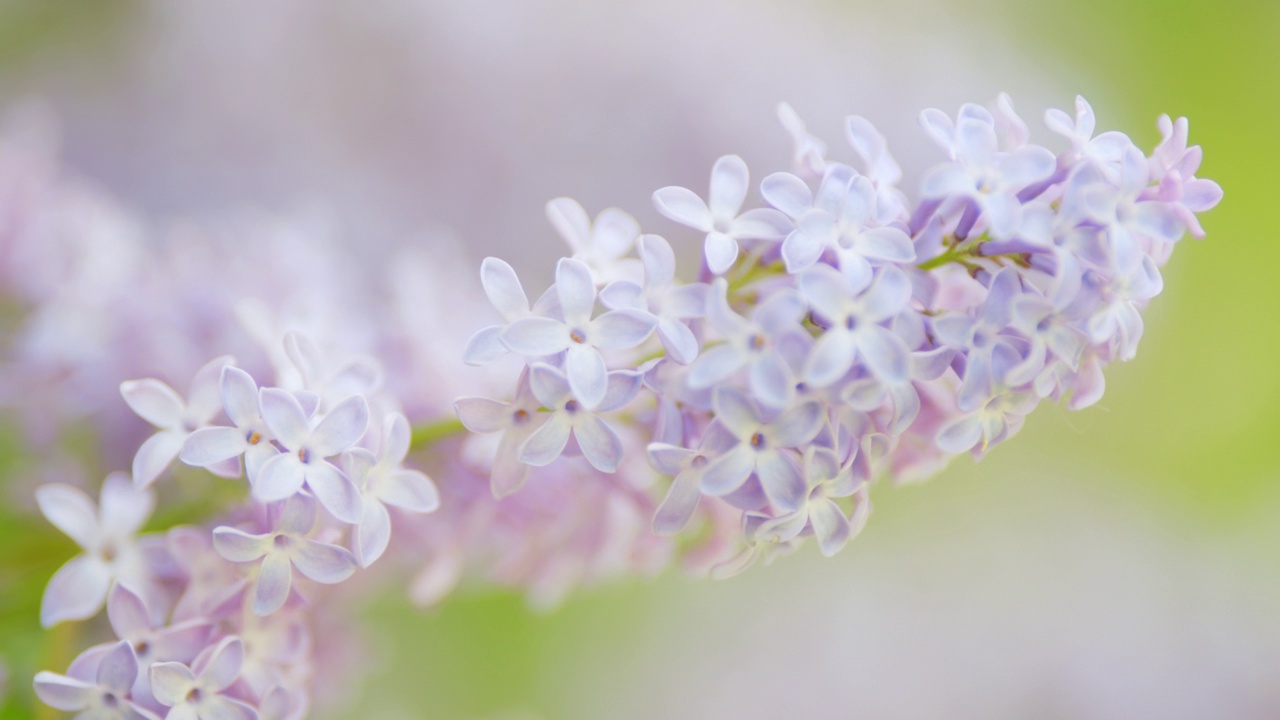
[24,94,1219,717]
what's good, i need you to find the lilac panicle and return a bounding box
[459,93,1220,578]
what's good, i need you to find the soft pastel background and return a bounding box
[0,1,1274,718]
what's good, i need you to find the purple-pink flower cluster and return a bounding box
[20,93,1220,718]
[459,94,1221,574]
[33,338,438,719]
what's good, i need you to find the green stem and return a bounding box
[410,416,467,450]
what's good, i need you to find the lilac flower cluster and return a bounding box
[459,94,1221,574]
[20,93,1219,718]
[33,337,439,719]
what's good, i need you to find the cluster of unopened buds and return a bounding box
[31,94,1219,718]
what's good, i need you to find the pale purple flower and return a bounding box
[501,257,656,409]
[212,495,358,616]
[777,102,826,182]
[688,279,806,410]
[646,422,738,535]
[464,256,532,366]
[252,388,367,524]
[545,196,642,284]
[780,172,916,284]
[36,474,156,627]
[1082,259,1163,362]
[1080,145,1185,273]
[517,362,641,473]
[150,637,258,720]
[100,583,211,688]
[652,154,791,274]
[180,366,279,483]
[599,234,708,364]
[344,413,441,568]
[920,105,1056,239]
[455,370,548,497]
[799,264,914,387]
[932,268,1026,412]
[1044,95,1133,175]
[699,387,825,512]
[121,355,235,487]
[845,114,909,221]
[34,641,159,720]
[283,332,382,410]
[935,388,1039,456]
[753,446,868,557]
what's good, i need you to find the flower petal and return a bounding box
[502,317,571,358]
[304,461,363,524]
[811,498,852,557]
[556,257,597,325]
[181,427,249,468]
[106,583,152,641]
[252,454,305,504]
[857,325,911,384]
[936,414,982,454]
[704,232,739,275]
[292,540,358,584]
[211,527,270,563]
[132,430,186,488]
[653,469,703,535]
[35,484,99,550]
[463,325,509,366]
[755,451,806,512]
[259,388,311,449]
[481,253,529,317]
[545,198,591,253]
[454,397,513,434]
[565,344,608,410]
[574,414,623,473]
[309,394,369,457]
[220,366,261,429]
[377,470,440,513]
[708,154,749,219]
[653,186,712,231]
[761,172,813,218]
[32,671,93,711]
[518,413,572,467]
[699,445,754,496]
[590,310,656,350]
[253,553,293,617]
[120,379,186,430]
[41,555,111,627]
[149,661,197,707]
[95,640,140,695]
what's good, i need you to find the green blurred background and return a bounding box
[0,0,1275,717]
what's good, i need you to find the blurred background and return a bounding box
[0,0,1274,718]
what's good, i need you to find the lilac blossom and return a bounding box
[455,370,548,497]
[22,93,1222,720]
[121,355,236,487]
[180,366,279,483]
[545,196,642,284]
[653,154,791,274]
[518,363,641,473]
[344,413,441,567]
[599,234,709,364]
[753,447,869,557]
[252,388,367,523]
[499,257,656,409]
[688,279,807,410]
[150,637,257,720]
[34,641,159,720]
[699,388,825,512]
[36,473,156,627]
[212,495,358,616]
